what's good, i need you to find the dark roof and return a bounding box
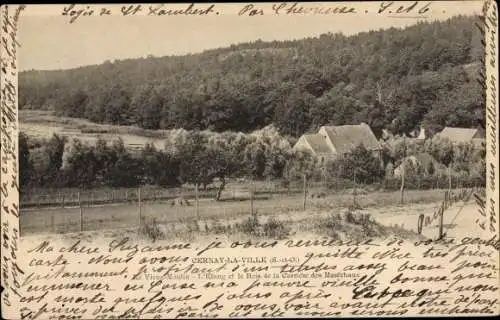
[303,134,331,154]
[321,124,381,154]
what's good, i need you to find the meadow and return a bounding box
[20,109,168,149]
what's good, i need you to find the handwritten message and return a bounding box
[60,2,434,23]
[3,1,499,319]
[1,4,25,320]
[14,235,500,319]
[482,0,499,238]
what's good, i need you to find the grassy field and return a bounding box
[20,188,451,236]
[20,110,168,149]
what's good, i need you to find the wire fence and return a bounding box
[19,177,485,237]
[20,181,315,208]
[19,180,317,236]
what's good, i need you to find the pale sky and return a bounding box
[17,2,484,71]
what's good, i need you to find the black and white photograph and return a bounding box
[2,2,498,319]
[17,2,487,242]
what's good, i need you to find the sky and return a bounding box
[17,2,484,71]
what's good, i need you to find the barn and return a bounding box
[293,123,382,161]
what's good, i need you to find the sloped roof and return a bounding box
[437,127,484,143]
[303,134,331,154]
[321,124,381,154]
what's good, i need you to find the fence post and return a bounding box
[303,174,307,210]
[78,191,83,232]
[87,192,91,208]
[448,166,452,193]
[61,193,65,208]
[138,187,142,224]
[250,181,255,217]
[51,213,55,233]
[400,164,405,204]
[438,205,445,239]
[417,214,424,235]
[195,184,200,220]
[353,171,357,206]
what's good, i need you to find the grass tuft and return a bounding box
[262,217,290,239]
[138,216,164,242]
[236,216,261,236]
[231,215,291,239]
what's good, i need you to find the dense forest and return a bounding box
[20,15,484,138]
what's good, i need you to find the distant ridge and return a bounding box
[20,15,484,138]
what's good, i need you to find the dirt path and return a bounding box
[373,201,483,239]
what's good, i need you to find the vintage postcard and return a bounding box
[1,1,499,319]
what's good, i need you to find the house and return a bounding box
[293,123,382,161]
[416,127,426,141]
[435,127,485,146]
[393,153,444,177]
[293,133,333,162]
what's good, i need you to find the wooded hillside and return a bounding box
[19,15,484,138]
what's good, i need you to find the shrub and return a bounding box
[234,215,290,239]
[315,211,386,239]
[345,210,356,224]
[316,213,342,239]
[138,217,164,242]
[262,217,290,239]
[327,145,385,184]
[185,219,200,234]
[209,219,230,234]
[236,216,261,236]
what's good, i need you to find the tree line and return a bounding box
[20,15,484,138]
[19,129,292,197]
[20,129,486,195]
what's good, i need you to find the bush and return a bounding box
[262,217,290,239]
[138,217,164,242]
[182,218,200,234]
[209,219,230,234]
[314,211,388,239]
[316,213,342,239]
[235,215,290,239]
[236,216,261,236]
[345,210,356,224]
[327,145,385,185]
